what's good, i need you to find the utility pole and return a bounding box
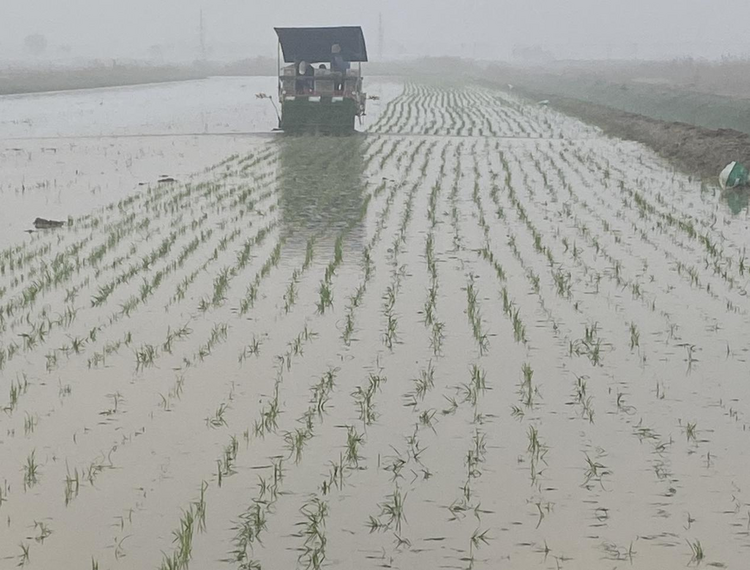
[199,10,207,60]
[378,13,384,60]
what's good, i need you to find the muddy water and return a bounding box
[0,80,749,570]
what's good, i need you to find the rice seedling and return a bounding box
[238,335,262,363]
[316,282,333,314]
[0,479,8,509]
[511,307,526,344]
[23,450,40,490]
[413,361,436,400]
[23,412,38,436]
[469,527,490,556]
[33,521,52,543]
[629,322,640,350]
[370,486,408,534]
[345,426,365,467]
[206,403,229,429]
[18,542,30,567]
[134,343,158,370]
[685,421,698,443]
[687,539,704,564]
[582,453,611,490]
[4,374,29,414]
[296,498,329,570]
[284,428,313,463]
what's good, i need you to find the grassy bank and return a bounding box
[487,63,750,137]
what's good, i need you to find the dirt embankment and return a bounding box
[533,92,750,182]
[478,63,750,183]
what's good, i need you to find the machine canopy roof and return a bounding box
[274,26,368,63]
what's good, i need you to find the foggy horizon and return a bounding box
[3,0,750,65]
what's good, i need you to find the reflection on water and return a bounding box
[277,135,366,239]
[723,187,749,215]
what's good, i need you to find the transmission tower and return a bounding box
[378,13,384,60]
[199,10,207,60]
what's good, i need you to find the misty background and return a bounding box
[3,0,750,66]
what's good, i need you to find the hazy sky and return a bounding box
[3,0,750,61]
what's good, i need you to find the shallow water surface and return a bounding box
[0,80,749,570]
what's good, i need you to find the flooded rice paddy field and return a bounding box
[1,80,750,570]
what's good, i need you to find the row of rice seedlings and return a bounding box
[237,233,284,316]
[564,146,740,311]
[230,365,340,565]
[157,482,208,570]
[464,274,489,355]
[423,234,445,356]
[569,322,608,366]
[283,237,316,314]
[537,157,679,363]
[6,155,277,363]
[379,154,430,348]
[2,373,29,414]
[541,146,679,321]
[445,363,494,566]
[199,219,279,312]
[471,165,535,346]
[340,162,415,346]
[447,142,464,251]
[168,202,279,310]
[1,160,251,330]
[614,167,742,286]
[353,372,387,427]
[2,156,283,439]
[571,374,596,423]
[220,137,414,563]
[491,149,593,344]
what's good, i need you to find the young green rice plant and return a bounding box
[687,539,704,564]
[582,453,611,490]
[469,528,490,556]
[371,486,408,534]
[629,322,640,350]
[238,335,262,363]
[316,282,333,314]
[134,343,158,370]
[353,373,386,426]
[342,310,355,345]
[461,364,488,407]
[527,426,547,463]
[254,391,281,437]
[23,412,38,436]
[18,542,30,567]
[430,320,445,356]
[296,498,329,570]
[685,421,698,443]
[23,450,40,490]
[519,363,537,408]
[4,374,29,414]
[159,504,199,570]
[217,438,239,487]
[231,501,267,566]
[284,279,298,313]
[33,521,52,544]
[383,312,399,349]
[64,465,80,506]
[284,428,313,464]
[511,307,526,344]
[413,361,435,400]
[206,403,229,429]
[345,425,364,468]
[0,478,9,509]
[311,368,337,416]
